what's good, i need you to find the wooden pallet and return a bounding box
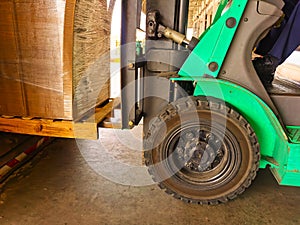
[0,100,115,140]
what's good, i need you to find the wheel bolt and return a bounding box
[186,132,194,139]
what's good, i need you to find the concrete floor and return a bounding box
[1,127,300,225]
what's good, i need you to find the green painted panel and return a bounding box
[192,79,300,186]
[179,0,248,78]
[193,79,288,163]
[172,0,300,186]
[271,143,300,186]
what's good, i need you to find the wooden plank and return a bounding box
[0,117,97,140]
[86,100,114,123]
[0,100,115,140]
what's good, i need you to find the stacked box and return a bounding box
[0,0,110,120]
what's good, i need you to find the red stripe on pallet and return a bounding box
[6,158,20,168]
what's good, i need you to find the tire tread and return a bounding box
[144,97,260,205]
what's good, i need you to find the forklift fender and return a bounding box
[193,79,288,165]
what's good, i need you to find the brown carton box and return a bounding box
[0,0,110,120]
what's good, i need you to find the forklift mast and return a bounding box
[120,0,190,131]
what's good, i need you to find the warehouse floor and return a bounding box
[1,127,300,225]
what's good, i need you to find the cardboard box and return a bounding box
[0,0,110,120]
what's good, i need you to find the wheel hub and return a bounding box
[176,130,224,172]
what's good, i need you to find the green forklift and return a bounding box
[120,0,300,204]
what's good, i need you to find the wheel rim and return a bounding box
[163,121,242,190]
[146,97,259,203]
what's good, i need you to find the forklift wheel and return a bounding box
[144,97,260,204]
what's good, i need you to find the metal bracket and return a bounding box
[146,10,199,50]
[146,10,161,39]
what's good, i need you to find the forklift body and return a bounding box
[118,0,300,203]
[176,0,300,186]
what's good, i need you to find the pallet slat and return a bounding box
[0,101,114,140]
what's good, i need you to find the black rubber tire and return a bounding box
[144,96,260,204]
